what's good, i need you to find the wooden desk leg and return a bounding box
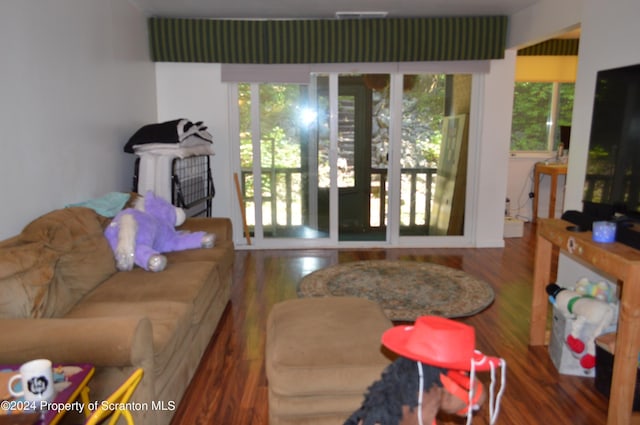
[549,173,558,219]
[533,169,540,223]
[530,233,552,345]
[607,276,640,425]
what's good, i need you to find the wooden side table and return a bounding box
[532,162,567,222]
[530,219,640,425]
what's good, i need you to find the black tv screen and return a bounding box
[583,63,640,219]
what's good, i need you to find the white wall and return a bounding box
[508,0,583,48]
[0,0,157,240]
[474,51,517,247]
[155,63,234,220]
[506,156,567,222]
[503,0,581,228]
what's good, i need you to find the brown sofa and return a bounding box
[0,205,234,425]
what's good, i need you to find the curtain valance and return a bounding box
[518,39,579,56]
[148,16,508,64]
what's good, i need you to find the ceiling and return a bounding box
[130,0,541,19]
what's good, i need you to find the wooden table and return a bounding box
[0,363,94,425]
[532,162,567,222]
[530,219,640,425]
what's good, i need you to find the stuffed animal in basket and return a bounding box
[104,191,215,272]
[575,277,616,303]
[345,316,506,425]
[546,283,616,369]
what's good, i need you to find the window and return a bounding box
[510,82,574,151]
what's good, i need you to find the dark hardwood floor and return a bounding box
[170,223,613,424]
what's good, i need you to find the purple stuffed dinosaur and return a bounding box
[104,191,215,272]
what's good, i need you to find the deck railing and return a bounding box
[239,167,438,231]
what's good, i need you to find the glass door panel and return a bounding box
[337,94,356,189]
[365,75,390,240]
[316,74,387,242]
[399,74,470,236]
[238,82,329,240]
[336,77,382,241]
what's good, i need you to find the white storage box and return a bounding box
[136,153,176,201]
[549,304,617,377]
[504,217,524,238]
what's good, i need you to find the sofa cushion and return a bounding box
[178,217,232,242]
[167,217,234,277]
[165,240,234,272]
[266,297,393,397]
[81,261,222,325]
[18,207,117,317]
[0,241,56,318]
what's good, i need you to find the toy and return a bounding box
[346,316,506,425]
[104,191,215,272]
[574,277,615,303]
[546,283,616,369]
[344,357,470,425]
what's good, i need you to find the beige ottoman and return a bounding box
[265,297,393,425]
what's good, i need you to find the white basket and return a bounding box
[549,304,617,377]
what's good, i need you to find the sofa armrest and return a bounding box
[0,316,153,367]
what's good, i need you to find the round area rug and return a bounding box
[297,260,495,321]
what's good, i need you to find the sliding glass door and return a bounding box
[234,72,471,246]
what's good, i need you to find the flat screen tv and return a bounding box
[583,63,640,221]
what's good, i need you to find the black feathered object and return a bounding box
[344,357,446,425]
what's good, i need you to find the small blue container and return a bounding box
[592,221,617,243]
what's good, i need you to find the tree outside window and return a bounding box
[510,82,574,151]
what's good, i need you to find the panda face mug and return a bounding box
[7,359,56,403]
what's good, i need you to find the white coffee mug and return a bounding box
[8,359,56,403]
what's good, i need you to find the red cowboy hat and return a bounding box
[381,315,503,371]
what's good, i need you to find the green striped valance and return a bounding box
[518,39,579,56]
[148,16,508,64]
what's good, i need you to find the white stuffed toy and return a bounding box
[546,283,616,369]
